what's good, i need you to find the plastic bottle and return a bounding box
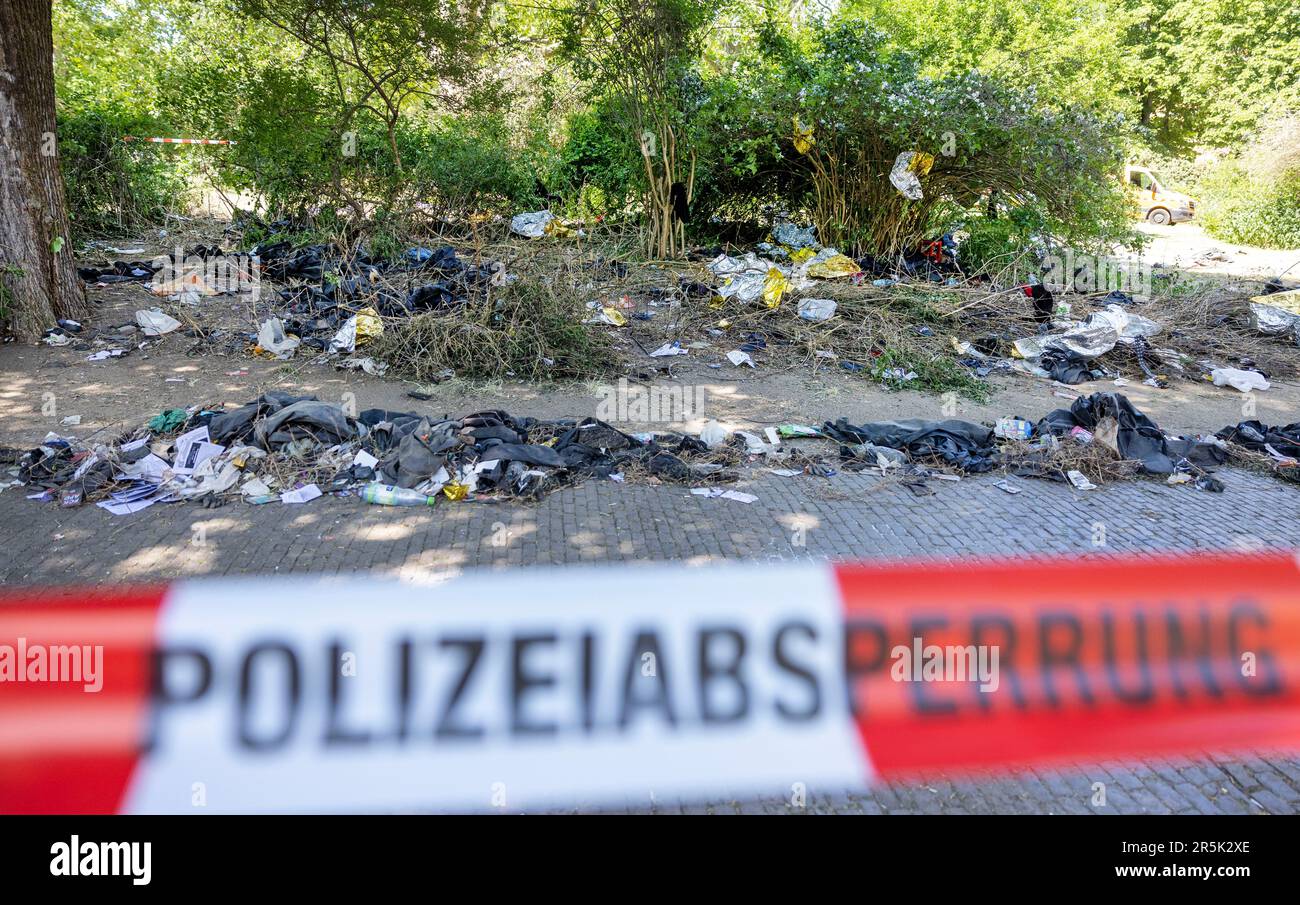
[360,483,436,506]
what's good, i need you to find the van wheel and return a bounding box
[1147,208,1171,225]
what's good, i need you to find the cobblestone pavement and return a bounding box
[3,465,1299,814]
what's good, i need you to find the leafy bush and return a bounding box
[551,106,641,218]
[1199,116,1300,249]
[58,102,192,234]
[954,206,1048,278]
[756,21,1132,256]
[1200,166,1300,249]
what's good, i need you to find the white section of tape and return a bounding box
[123,565,869,812]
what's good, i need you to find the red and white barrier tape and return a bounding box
[122,136,236,145]
[2,553,1299,813]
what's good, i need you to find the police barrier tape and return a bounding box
[121,137,236,145]
[2,553,1299,813]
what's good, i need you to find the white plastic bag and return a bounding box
[135,308,181,336]
[1211,367,1270,393]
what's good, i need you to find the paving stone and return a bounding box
[3,465,1297,814]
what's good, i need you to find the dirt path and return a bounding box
[2,273,1294,451]
[1125,222,1300,281]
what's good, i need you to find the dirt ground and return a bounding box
[1125,222,1300,280]
[3,254,1296,451]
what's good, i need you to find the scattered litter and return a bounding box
[329,307,383,353]
[726,350,756,368]
[993,480,1022,494]
[509,209,583,239]
[256,317,300,358]
[60,416,81,426]
[1195,474,1225,492]
[1210,367,1270,393]
[361,483,436,506]
[148,408,188,433]
[338,357,388,376]
[135,308,182,336]
[1067,469,1097,491]
[173,426,223,474]
[777,424,821,438]
[700,420,729,449]
[994,418,1033,440]
[585,302,627,327]
[280,483,322,504]
[803,251,859,279]
[649,341,688,357]
[691,487,758,504]
[888,150,932,201]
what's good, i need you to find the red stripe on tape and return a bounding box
[0,587,167,814]
[836,553,1300,776]
[2,555,1300,812]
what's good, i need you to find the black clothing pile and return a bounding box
[1037,392,1225,474]
[1039,348,1095,385]
[77,260,160,284]
[1216,421,1300,459]
[255,242,505,346]
[358,411,734,497]
[822,417,998,472]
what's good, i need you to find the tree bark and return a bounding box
[0,0,87,341]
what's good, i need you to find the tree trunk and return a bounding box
[0,0,86,341]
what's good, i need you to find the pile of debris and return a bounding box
[6,387,1295,517]
[72,240,519,363]
[2,395,746,513]
[814,391,1232,492]
[253,241,514,358]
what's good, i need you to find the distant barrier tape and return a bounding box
[2,552,1299,813]
[122,135,236,144]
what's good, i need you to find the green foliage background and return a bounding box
[50,0,1300,250]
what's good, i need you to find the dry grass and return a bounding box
[1122,281,1300,377]
[369,254,621,382]
[998,436,1142,485]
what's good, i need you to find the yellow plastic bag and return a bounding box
[443,481,468,501]
[793,116,815,155]
[355,307,383,346]
[910,151,935,177]
[762,268,788,308]
[807,253,860,279]
[789,247,817,265]
[601,306,627,327]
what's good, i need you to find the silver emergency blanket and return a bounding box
[1014,304,1161,360]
